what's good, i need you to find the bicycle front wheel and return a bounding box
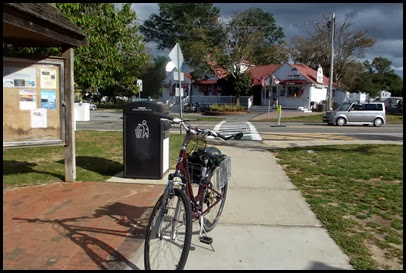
[200,174,228,232]
[144,188,192,270]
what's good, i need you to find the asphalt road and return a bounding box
[76,109,403,142]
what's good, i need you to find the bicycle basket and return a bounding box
[211,156,231,190]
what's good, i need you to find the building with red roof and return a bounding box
[248,63,338,111]
[161,59,337,111]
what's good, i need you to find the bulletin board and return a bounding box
[3,57,65,147]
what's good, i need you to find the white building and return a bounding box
[269,63,336,111]
[333,90,370,109]
[377,90,391,100]
[161,70,192,103]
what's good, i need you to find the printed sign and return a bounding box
[19,90,37,110]
[3,67,36,88]
[317,66,324,83]
[31,108,47,128]
[40,68,57,89]
[41,90,57,109]
[135,120,149,139]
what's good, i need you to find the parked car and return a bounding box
[75,100,97,110]
[384,97,403,112]
[323,102,386,127]
[396,100,403,113]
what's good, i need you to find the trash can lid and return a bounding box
[123,101,166,114]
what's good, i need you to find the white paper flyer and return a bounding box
[40,68,57,89]
[31,108,47,128]
[19,90,37,110]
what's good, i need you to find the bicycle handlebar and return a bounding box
[159,114,243,141]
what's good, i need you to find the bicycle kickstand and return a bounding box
[198,214,215,251]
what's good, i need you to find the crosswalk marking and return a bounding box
[213,121,262,141]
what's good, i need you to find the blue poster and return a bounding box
[41,90,56,109]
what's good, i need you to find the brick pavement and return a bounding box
[3,181,164,270]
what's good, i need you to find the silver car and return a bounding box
[323,102,386,127]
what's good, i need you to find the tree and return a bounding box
[213,8,285,104]
[289,15,375,88]
[139,56,169,99]
[349,58,403,97]
[56,3,149,99]
[140,3,225,81]
[140,5,286,105]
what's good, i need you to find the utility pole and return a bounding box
[327,12,335,111]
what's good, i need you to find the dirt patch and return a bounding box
[365,239,403,270]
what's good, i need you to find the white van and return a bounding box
[323,102,386,127]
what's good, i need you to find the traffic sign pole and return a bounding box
[169,43,184,134]
[178,45,182,134]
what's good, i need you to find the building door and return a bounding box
[252,86,262,105]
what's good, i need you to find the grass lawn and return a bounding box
[3,131,185,189]
[271,144,403,270]
[254,113,403,124]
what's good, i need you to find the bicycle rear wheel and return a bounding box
[144,188,192,270]
[200,173,228,232]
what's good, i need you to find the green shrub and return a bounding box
[210,104,245,112]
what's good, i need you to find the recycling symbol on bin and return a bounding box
[135,120,149,139]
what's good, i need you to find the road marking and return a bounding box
[247,122,262,141]
[214,121,262,141]
[213,120,226,132]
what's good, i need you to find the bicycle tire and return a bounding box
[199,172,228,232]
[144,188,192,270]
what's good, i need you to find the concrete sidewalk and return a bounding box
[128,144,353,270]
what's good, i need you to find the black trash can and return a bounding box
[317,104,326,112]
[123,101,171,179]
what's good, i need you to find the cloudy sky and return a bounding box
[130,3,403,77]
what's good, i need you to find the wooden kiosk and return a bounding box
[3,3,89,181]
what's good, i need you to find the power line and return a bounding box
[134,18,329,30]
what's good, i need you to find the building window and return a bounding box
[280,90,286,96]
[287,86,301,97]
[208,85,213,94]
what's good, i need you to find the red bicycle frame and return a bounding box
[173,131,224,220]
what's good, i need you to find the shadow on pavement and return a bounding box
[13,202,152,270]
[3,160,65,181]
[307,261,352,270]
[57,156,123,176]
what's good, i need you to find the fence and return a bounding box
[142,95,254,109]
[189,95,253,108]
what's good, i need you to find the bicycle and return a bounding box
[143,115,243,270]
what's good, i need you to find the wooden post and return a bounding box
[62,47,76,181]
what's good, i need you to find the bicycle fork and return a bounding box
[151,179,185,241]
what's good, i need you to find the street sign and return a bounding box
[168,43,184,71]
[165,61,175,72]
[173,71,184,81]
[137,79,143,92]
[175,88,184,96]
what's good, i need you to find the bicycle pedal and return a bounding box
[200,236,213,244]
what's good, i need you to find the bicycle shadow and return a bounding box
[13,202,153,270]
